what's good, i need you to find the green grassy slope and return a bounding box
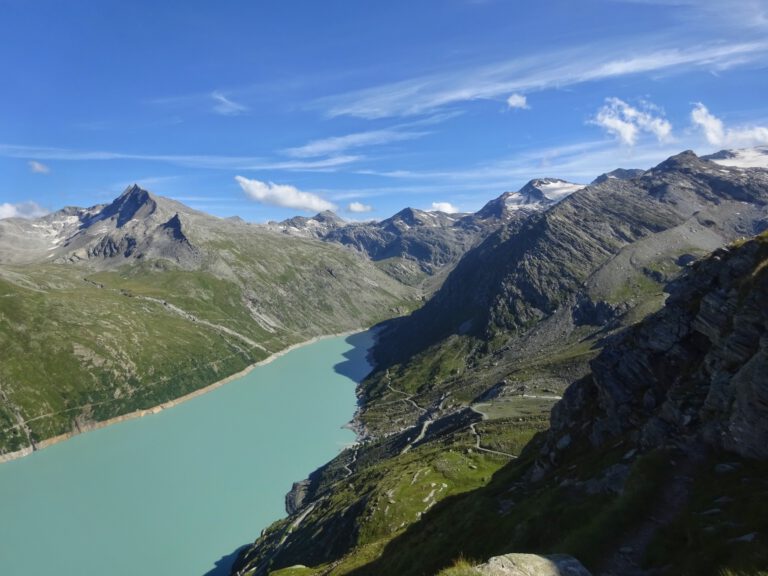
[0,233,416,455]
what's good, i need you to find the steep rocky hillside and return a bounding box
[374,151,768,367]
[352,231,768,576]
[0,187,416,456]
[229,150,768,576]
[233,230,768,576]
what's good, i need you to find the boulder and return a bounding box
[475,553,592,576]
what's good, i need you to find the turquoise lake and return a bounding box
[0,330,374,576]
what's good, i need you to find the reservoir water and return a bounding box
[0,330,374,576]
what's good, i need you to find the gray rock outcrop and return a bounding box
[545,231,768,463]
[475,553,592,576]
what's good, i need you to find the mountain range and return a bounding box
[1,146,767,576]
[0,173,589,456]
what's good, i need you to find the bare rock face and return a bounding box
[546,232,768,463]
[475,553,592,576]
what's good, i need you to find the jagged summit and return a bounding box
[476,177,584,219]
[0,185,216,267]
[591,168,645,185]
[649,149,701,173]
[94,184,158,228]
[383,207,442,229]
[277,210,346,235]
[313,210,345,225]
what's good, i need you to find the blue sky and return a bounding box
[2,0,768,222]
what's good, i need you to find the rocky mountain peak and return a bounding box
[160,213,185,241]
[313,210,345,225]
[388,207,426,226]
[649,149,702,173]
[591,168,645,185]
[476,178,583,219]
[97,184,158,228]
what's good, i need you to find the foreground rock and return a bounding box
[476,554,592,576]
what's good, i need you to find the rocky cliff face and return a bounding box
[545,232,768,466]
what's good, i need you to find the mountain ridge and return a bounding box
[228,148,768,576]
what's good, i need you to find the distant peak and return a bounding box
[313,210,344,224]
[654,150,701,171]
[390,207,427,224]
[121,183,151,197]
[704,146,768,169]
[518,178,583,203]
[101,184,158,227]
[591,168,645,185]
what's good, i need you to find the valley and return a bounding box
[5,3,768,576]
[1,147,767,576]
[229,149,768,576]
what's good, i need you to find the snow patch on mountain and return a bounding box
[705,146,768,169]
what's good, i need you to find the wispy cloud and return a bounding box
[320,41,768,118]
[236,176,335,212]
[0,201,49,219]
[0,143,358,172]
[27,160,50,174]
[347,201,373,213]
[429,202,460,213]
[211,91,248,116]
[282,113,459,159]
[592,98,673,146]
[691,103,768,147]
[610,0,768,32]
[284,128,428,158]
[356,137,685,186]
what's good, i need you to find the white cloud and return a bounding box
[348,201,373,213]
[285,128,426,158]
[28,160,49,174]
[212,91,248,116]
[0,201,49,219]
[506,93,529,109]
[593,98,672,146]
[236,176,335,212]
[429,202,459,213]
[691,103,768,147]
[322,41,768,118]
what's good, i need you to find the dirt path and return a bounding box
[400,418,434,455]
[342,446,359,477]
[597,442,707,576]
[468,422,518,459]
[384,369,427,415]
[138,296,267,351]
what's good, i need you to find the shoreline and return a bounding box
[343,324,386,443]
[0,328,365,465]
